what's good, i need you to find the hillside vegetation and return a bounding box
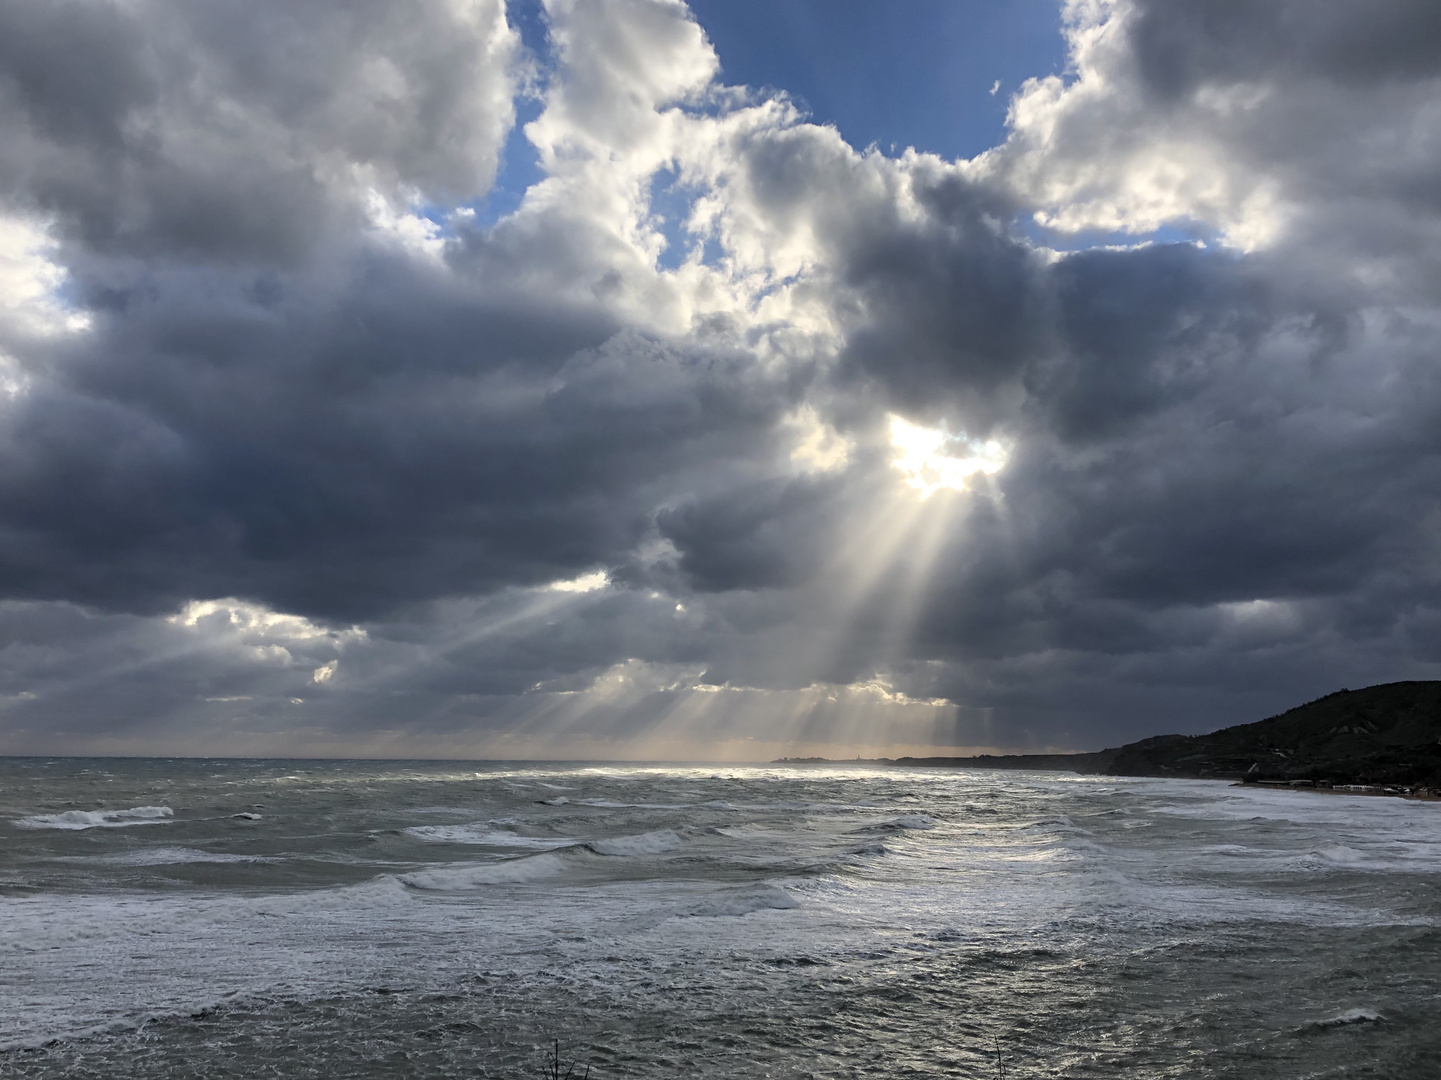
[891,681,1441,788]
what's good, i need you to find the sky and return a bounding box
[1,0,1440,761]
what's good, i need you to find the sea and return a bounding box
[1,758,1437,1079]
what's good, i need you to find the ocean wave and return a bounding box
[0,990,259,1053]
[13,806,174,831]
[1312,1008,1382,1028]
[852,813,937,835]
[586,829,684,856]
[847,841,888,857]
[574,799,688,810]
[1022,816,1093,836]
[887,813,937,830]
[402,824,575,850]
[1310,843,1373,866]
[83,847,266,866]
[1289,842,1440,873]
[399,852,569,890]
[689,884,801,917]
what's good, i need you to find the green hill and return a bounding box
[1098,680,1441,786]
[891,681,1441,788]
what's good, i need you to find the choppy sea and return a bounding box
[1,758,1438,1078]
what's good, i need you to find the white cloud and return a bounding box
[0,215,92,339]
[545,570,610,594]
[889,415,1008,498]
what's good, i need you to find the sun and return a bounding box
[888,415,1008,498]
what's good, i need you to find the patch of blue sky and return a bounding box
[467,95,548,228]
[459,1,1073,236]
[684,0,1070,163]
[450,0,552,230]
[649,167,712,272]
[407,105,544,234]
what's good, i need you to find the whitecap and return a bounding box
[855,812,937,834]
[690,884,801,917]
[1310,843,1372,866]
[403,824,574,850]
[587,829,684,856]
[13,806,174,831]
[90,847,264,866]
[399,852,569,890]
[1313,1008,1382,1028]
[575,799,686,809]
[888,813,937,830]
[848,842,888,857]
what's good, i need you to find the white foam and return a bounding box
[231,812,262,820]
[399,853,569,890]
[1310,843,1371,866]
[888,813,937,830]
[576,799,687,809]
[1314,1008,1382,1028]
[86,847,265,866]
[587,829,684,856]
[403,824,575,850]
[1292,843,1436,873]
[13,806,174,831]
[690,884,801,917]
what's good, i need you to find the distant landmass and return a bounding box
[776,681,1441,791]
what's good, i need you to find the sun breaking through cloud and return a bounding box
[887,416,1009,499]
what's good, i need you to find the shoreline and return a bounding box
[772,758,1441,802]
[1231,781,1441,803]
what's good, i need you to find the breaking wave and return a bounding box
[587,829,684,856]
[14,806,174,831]
[403,824,575,850]
[399,853,570,890]
[1312,1008,1382,1029]
[690,884,801,917]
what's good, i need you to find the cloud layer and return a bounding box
[2,0,1440,758]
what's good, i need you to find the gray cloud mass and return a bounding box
[1,0,1440,759]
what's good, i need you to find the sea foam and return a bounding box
[87,847,264,866]
[13,806,174,830]
[403,824,575,849]
[690,884,801,917]
[587,829,684,856]
[400,852,569,890]
[1313,1008,1382,1028]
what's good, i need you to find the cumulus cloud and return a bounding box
[1,0,1440,758]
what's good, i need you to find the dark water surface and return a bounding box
[1,758,1437,1077]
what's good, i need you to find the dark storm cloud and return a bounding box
[0,0,519,261]
[0,0,802,622]
[1125,0,1441,96]
[3,0,1441,756]
[0,273,797,619]
[836,170,1046,425]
